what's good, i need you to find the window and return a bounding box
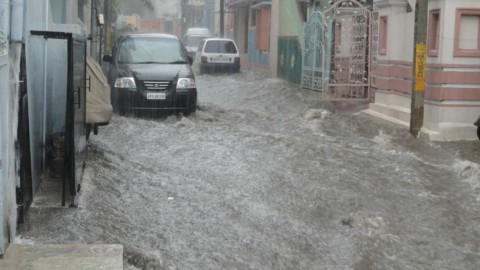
[454,8,480,57]
[379,16,388,55]
[428,9,440,56]
[117,37,186,64]
[204,40,238,54]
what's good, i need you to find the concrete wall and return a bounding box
[0,0,24,256]
[25,0,86,195]
[422,0,480,140]
[0,0,12,255]
[278,0,303,38]
[0,0,89,254]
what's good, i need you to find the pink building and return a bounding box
[366,0,480,141]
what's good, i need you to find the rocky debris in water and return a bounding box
[304,109,333,120]
[342,210,398,243]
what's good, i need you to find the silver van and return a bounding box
[184,28,211,59]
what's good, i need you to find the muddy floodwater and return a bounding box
[19,71,480,269]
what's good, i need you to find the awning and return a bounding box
[228,0,252,6]
[250,1,272,9]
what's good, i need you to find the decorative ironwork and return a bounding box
[301,0,376,100]
[301,11,329,91]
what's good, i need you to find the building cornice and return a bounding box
[375,0,409,9]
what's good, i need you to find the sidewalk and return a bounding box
[0,172,124,269]
[0,243,123,269]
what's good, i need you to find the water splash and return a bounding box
[453,160,480,201]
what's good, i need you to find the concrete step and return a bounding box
[0,243,123,269]
[363,103,410,127]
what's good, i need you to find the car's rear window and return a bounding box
[204,40,237,54]
[117,37,187,64]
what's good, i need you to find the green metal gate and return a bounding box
[301,11,330,92]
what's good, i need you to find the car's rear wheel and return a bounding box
[86,124,91,140]
[233,64,240,73]
[117,106,127,116]
[199,66,206,75]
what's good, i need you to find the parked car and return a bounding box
[103,33,197,116]
[183,28,211,59]
[195,38,240,74]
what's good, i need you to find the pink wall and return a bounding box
[374,60,480,101]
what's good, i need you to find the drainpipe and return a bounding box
[90,0,98,60]
[42,0,49,170]
[9,0,24,245]
[0,0,11,256]
[10,0,24,186]
[220,0,224,37]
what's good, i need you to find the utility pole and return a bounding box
[220,0,224,37]
[410,0,428,137]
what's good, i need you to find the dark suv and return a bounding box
[103,33,197,116]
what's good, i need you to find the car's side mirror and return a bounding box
[102,54,113,63]
[188,56,193,65]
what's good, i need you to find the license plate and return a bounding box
[212,56,230,63]
[147,92,166,100]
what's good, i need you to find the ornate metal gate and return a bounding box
[302,0,375,100]
[302,11,329,92]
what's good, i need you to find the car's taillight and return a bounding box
[234,57,240,64]
[201,56,207,63]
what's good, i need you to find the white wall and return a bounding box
[376,1,415,62]
[0,0,23,256]
[26,0,85,194]
[370,0,480,140]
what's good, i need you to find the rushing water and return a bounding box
[19,71,480,269]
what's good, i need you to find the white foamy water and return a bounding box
[20,71,480,269]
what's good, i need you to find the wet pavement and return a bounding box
[17,70,480,269]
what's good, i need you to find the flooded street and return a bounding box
[20,71,480,269]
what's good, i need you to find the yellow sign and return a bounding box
[414,43,426,92]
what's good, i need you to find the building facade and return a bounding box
[0,0,98,255]
[227,0,480,141]
[367,0,480,140]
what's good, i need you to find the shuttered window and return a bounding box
[454,8,480,57]
[255,7,271,52]
[428,9,440,56]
